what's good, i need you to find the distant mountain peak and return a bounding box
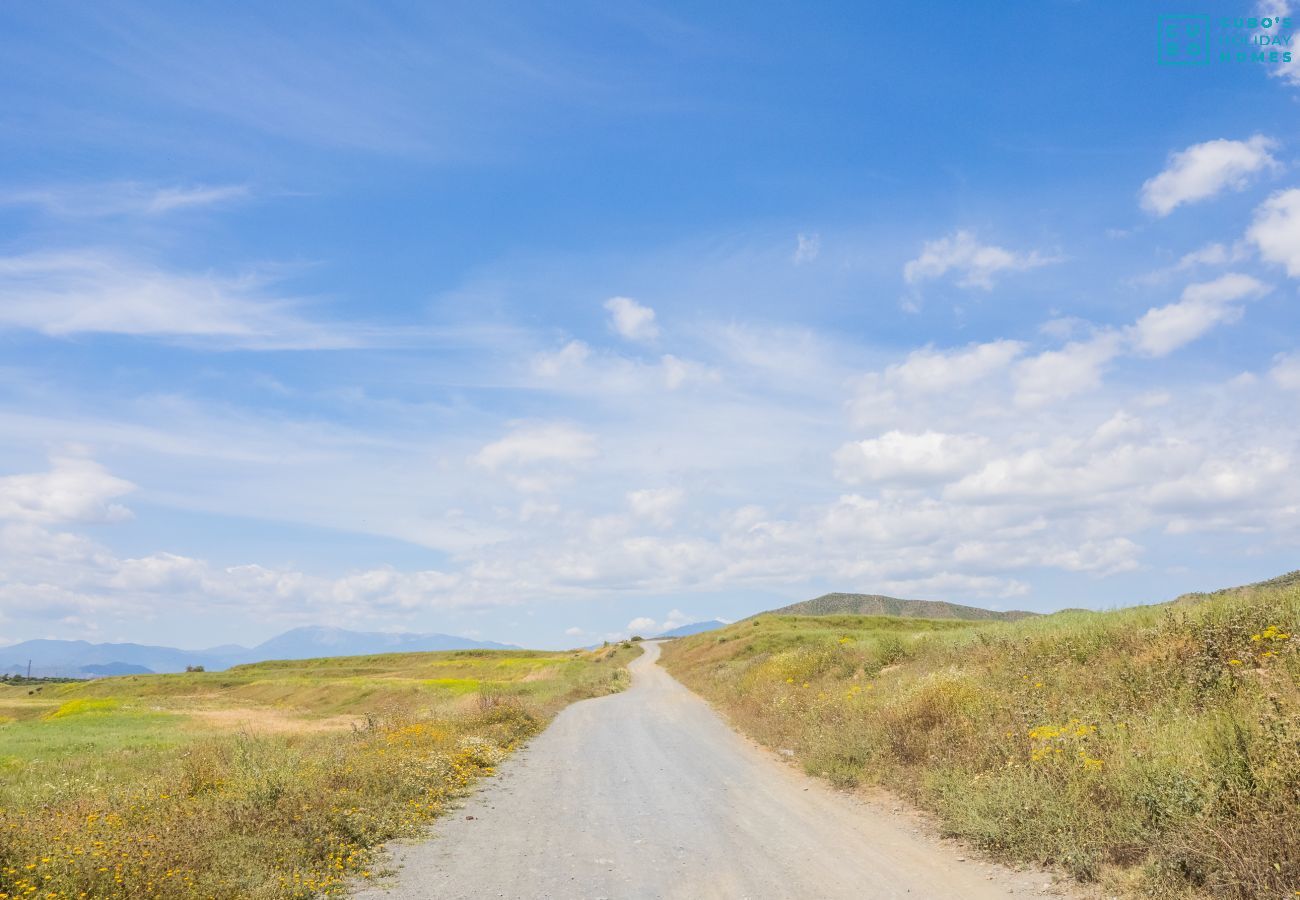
[2,626,518,679]
[658,620,728,638]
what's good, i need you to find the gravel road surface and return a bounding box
[356,641,1074,900]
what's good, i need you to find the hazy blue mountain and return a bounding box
[244,626,516,661]
[80,662,154,676]
[0,627,519,678]
[0,639,231,678]
[658,620,728,638]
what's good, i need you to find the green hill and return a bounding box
[763,591,1037,622]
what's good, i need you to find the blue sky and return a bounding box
[1,1,1299,650]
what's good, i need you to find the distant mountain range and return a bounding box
[657,620,728,638]
[0,626,517,679]
[762,592,1037,622]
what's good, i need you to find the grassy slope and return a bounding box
[765,592,1037,621]
[0,644,636,899]
[660,582,1299,899]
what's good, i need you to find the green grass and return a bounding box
[661,581,1300,899]
[0,644,637,899]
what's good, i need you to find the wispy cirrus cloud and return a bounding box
[0,182,249,218]
[0,250,357,349]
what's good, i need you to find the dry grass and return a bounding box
[660,581,1300,898]
[0,643,636,899]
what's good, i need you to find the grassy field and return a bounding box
[660,576,1300,899]
[0,644,637,899]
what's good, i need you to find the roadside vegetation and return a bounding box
[0,644,636,899]
[660,574,1300,898]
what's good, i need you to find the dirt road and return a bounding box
[357,641,1073,899]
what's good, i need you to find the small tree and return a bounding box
[185,664,205,673]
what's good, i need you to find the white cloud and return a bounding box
[1134,241,1253,286]
[0,251,349,348]
[903,230,1057,289]
[614,609,695,639]
[1128,273,1268,357]
[6,236,1300,644]
[474,423,597,471]
[887,340,1026,392]
[533,340,591,376]
[660,354,718,390]
[834,431,989,485]
[1272,352,1300,389]
[0,456,135,525]
[627,487,684,526]
[1148,449,1291,512]
[793,232,821,264]
[564,626,585,637]
[147,185,250,214]
[0,520,495,632]
[604,296,660,341]
[1013,333,1123,407]
[849,340,1025,427]
[1140,135,1278,216]
[1178,241,1250,270]
[945,433,1191,505]
[1247,188,1300,277]
[0,182,249,217]
[661,609,692,630]
[1256,2,1300,85]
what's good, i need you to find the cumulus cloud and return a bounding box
[532,340,591,376]
[627,487,684,526]
[1147,449,1291,512]
[1128,273,1268,357]
[849,340,1025,426]
[1247,188,1300,277]
[1140,135,1278,216]
[835,431,989,485]
[0,520,494,633]
[1272,353,1300,389]
[6,246,1300,642]
[903,230,1057,289]
[1178,241,1250,270]
[1013,333,1123,407]
[618,609,694,638]
[887,340,1026,393]
[604,296,659,341]
[474,423,597,470]
[0,456,135,524]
